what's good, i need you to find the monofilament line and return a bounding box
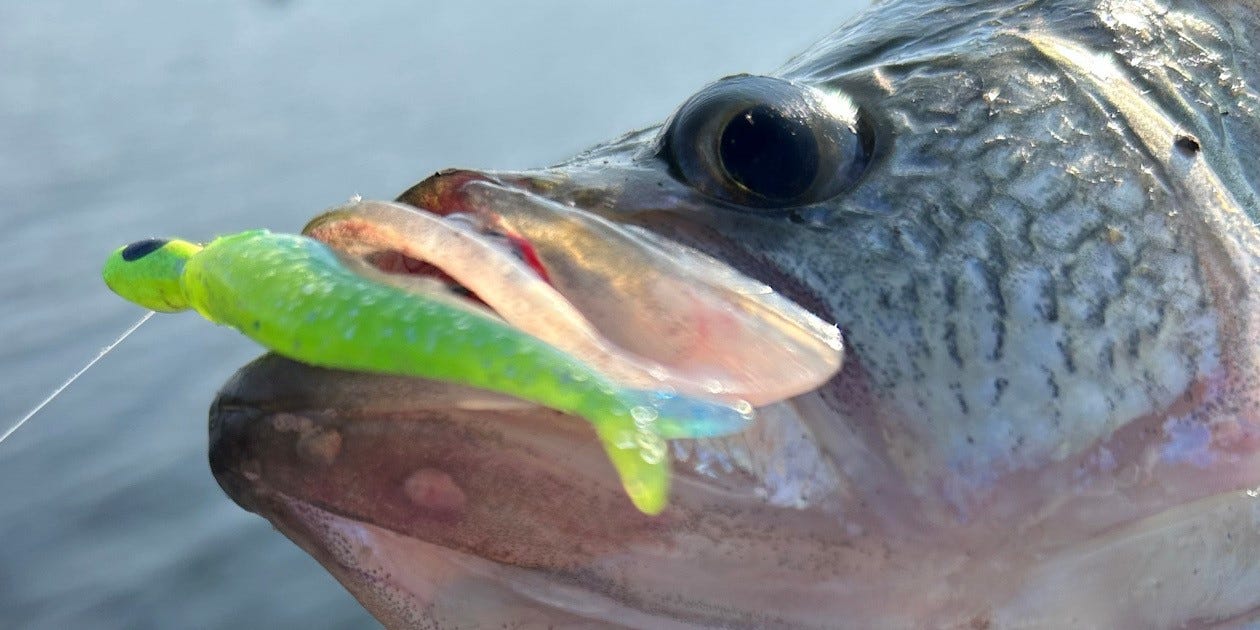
[0,310,155,447]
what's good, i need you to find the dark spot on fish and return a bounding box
[1045,368,1061,398]
[1128,329,1142,359]
[1037,279,1059,322]
[991,319,1006,362]
[252,320,261,331]
[993,377,1008,405]
[943,275,958,309]
[1174,134,1200,156]
[121,238,168,261]
[944,322,963,367]
[1057,339,1076,374]
[952,382,969,415]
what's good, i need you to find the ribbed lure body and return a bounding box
[104,230,754,513]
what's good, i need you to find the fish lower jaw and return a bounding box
[266,493,694,629]
[210,356,1260,627]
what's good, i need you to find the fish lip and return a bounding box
[300,196,533,318]
[207,353,777,525]
[208,353,686,542]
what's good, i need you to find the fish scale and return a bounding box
[758,26,1223,501]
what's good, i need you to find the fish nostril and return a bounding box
[395,168,490,215]
[1174,134,1201,156]
[120,238,169,261]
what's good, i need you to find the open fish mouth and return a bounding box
[286,176,845,513]
[299,176,842,407]
[208,172,851,626]
[206,170,844,627]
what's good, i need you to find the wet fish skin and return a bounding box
[208,0,1260,627]
[769,0,1244,508]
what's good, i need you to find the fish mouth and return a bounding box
[297,173,843,406]
[281,174,843,515]
[227,164,846,491]
[208,171,851,626]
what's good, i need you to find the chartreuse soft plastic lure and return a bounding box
[102,230,753,514]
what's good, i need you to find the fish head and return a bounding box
[209,0,1260,626]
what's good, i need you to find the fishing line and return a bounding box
[0,310,155,448]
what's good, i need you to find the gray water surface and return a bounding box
[0,2,861,627]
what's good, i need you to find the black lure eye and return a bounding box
[121,238,169,261]
[663,75,871,209]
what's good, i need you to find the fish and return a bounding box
[205,0,1260,627]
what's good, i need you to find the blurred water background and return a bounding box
[0,2,861,627]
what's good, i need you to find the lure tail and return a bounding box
[595,389,755,514]
[632,390,756,440]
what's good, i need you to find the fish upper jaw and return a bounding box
[299,172,844,408]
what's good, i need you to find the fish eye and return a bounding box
[121,238,169,261]
[663,75,872,210]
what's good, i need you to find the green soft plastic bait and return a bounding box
[102,230,754,514]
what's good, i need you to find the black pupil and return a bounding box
[718,105,818,201]
[121,238,168,261]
